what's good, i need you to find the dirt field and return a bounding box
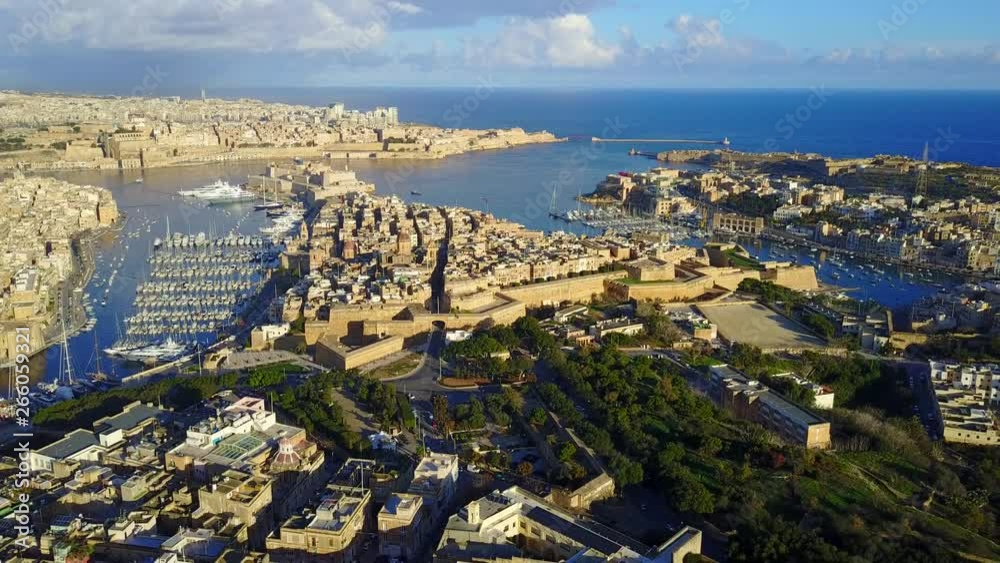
[698,302,827,351]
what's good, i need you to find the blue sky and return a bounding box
[0,0,998,92]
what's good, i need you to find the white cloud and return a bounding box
[808,44,1000,67]
[386,1,423,15]
[466,14,621,69]
[0,0,428,53]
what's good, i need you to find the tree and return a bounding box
[529,407,548,427]
[432,394,455,436]
[657,443,686,476]
[503,387,525,413]
[557,441,577,462]
[674,476,716,514]
[248,370,286,389]
[698,435,723,457]
[516,461,534,477]
[803,313,836,340]
[487,450,510,470]
[558,460,588,482]
[609,454,644,488]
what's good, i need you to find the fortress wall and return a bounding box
[497,271,628,309]
[362,319,433,340]
[764,266,819,291]
[446,289,498,312]
[712,269,761,291]
[324,142,384,151]
[315,335,405,371]
[363,299,527,340]
[609,276,717,303]
[322,304,411,342]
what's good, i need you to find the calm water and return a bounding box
[30,88,998,382]
[213,87,1000,166]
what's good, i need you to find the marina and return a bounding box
[107,232,279,362]
[551,204,959,309]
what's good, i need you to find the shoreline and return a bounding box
[760,229,992,281]
[25,216,126,364]
[2,134,565,174]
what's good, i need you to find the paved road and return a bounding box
[901,361,942,440]
[387,327,488,410]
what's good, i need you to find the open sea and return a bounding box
[21,88,1000,383]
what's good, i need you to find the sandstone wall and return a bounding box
[497,271,628,309]
[324,304,411,341]
[315,335,405,370]
[362,300,528,341]
[763,266,819,291]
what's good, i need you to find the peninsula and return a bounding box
[0,91,561,172]
[0,174,119,362]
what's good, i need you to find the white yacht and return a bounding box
[104,338,190,363]
[179,180,256,203]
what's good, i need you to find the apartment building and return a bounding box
[711,212,765,236]
[434,487,702,562]
[930,384,1000,446]
[165,394,326,520]
[31,402,167,477]
[929,361,1000,406]
[266,485,372,563]
[710,365,832,449]
[378,493,425,560]
[196,470,274,548]
[407,453,459,519]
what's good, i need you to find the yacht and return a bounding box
[255,201,284,211]
[105,338,190,363]
[179,180,256,203]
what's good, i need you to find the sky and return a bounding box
[0,0,998,93]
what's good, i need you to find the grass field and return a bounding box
[368,354,421,380]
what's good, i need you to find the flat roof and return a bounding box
[93,402,165,436]
[35,429,100,460]
[757,389,825,426]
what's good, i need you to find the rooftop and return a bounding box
[35,429,101,460]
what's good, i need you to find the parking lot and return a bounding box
[699,302,827,352]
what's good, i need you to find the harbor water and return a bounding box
[17,144,963,385]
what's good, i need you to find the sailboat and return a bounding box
[87,329,118,387]
[255,178,283,211]
[39,308,78,401]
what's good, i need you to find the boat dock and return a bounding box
[115,232,279,349]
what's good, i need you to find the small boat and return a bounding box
[255,201,283,211]
[410,190,423,196]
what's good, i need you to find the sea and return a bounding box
[21,88,1000,383]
